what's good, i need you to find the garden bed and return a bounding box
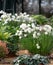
[0,57,16,64]
[0,11,53,65]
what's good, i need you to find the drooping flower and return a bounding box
[31,23,36,28]
[24,34,27,37]
[19,36,22,39]
[18,31,23,36]
[36,43,40,49]
[37,45,40,49]
[33,31,37,38]
[1,14,7,19]
[27,27,32,33]
[37,32,41,36]
[44,32,48,35]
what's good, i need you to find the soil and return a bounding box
[6,53,17,58]
[0,57,16,65]
[0,54,17,65]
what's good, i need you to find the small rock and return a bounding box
[16,50,31,55]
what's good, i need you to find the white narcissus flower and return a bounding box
[24,29,28,33]
[29,17,32,20]
[36,43,39,46]
[31,23,35,28]
[7,13,12,17]
[18,60,21,63]
[27,27,32,33]
[8,18,11,21]
[15,13,18,16]
[20,12,23,16]
[24,34,27,37]
[43,25,52,32]
[15,30,19,35]
[36,43,40,49]
[37,32,41,36]
[44,32,48,35]
[37,46,40,49]
[33,32,40,38]
[12,15,15,19]
[17,30,20,33]
[29,17,34,22]
[1,14,7,19]
[27,24,31,27]
[0,10,5,14]
[26,14,29,17]
[39,26,43,31]
[18,31,23,36]
[15,32,18,36]
[31,28,35,32]
[35,27,40,30]
[20,23,27,30]
[23,20,25,22]
[4,19,8,24]
[19,36,22,39]
[15,30,23,36]
[11,15,15,20]
[33,32,36,38]
[23,12,27,15]
[20,13,24,17]
[17,16,20,19]
[0,10,4,13]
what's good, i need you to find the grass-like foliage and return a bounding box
[31,15,48,24]
[19,33,53,56]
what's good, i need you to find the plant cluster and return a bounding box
[0,10,53,55]
[13,54,49,65]
[15,14,53,55]
[0,11,34,54]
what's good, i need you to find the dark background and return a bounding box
[0,0,53,17]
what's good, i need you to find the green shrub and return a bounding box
[31,15,48,24]
[7,35,19,54]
